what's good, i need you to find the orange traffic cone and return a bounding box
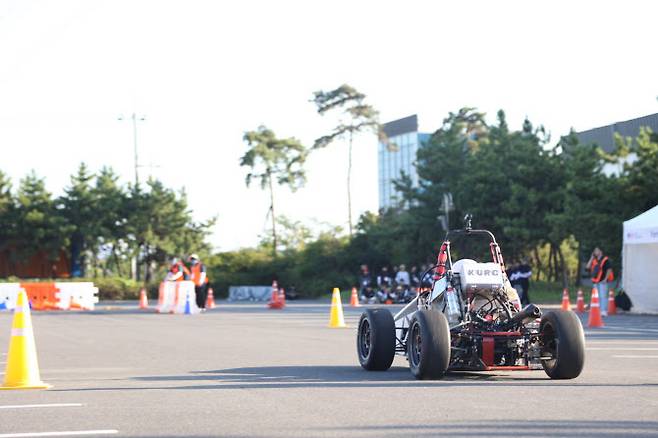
[139,288,149,309]
[268,281,283,309]
[576,289,585,314]
[608,289,617,315]
[1,289,50,390]
[350,287,360,307]
[560,288,571,311]
[279,288,286,308]
[206,287,216,309]
[588,287,604,328]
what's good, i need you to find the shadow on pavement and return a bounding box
[54,365,658,392]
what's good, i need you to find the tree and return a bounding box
[240,126,307,255]
[14,171,69,267]
[92,167,128,276]
[60,163,97,276]
[311,84,380,236]
[0,171,14,255]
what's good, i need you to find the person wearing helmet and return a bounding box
[188,254,209,310]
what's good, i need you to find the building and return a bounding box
[574,112,658,175]
[574,112,658,153]
[378,115,430,210]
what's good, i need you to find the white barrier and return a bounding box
[228,285,271,302]
[0,282,98,310]
[55,282,99,310]
[0,283,23,310]
[157,281,200,314]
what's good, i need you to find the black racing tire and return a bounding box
[357,308,396,371]
[540,310,586,379]
[407,310,451,380]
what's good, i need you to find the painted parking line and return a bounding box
[0,431,117,438]
[613,355,658,359]
[0,403,83,410]
[603,326,658,333]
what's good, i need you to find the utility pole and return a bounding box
[118,112,145,282]
[118,113,146,186]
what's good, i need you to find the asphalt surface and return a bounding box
[0,301,657,437]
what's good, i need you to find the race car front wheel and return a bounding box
[540,311,586,379]
[357,308,395,371]
[407,310,451,379]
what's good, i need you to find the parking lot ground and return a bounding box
[0,302,657,437]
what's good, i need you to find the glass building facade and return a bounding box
[378,114,430,210]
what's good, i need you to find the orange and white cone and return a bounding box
[608,289,617,315]
[561,288,571,311]
[576,288,585,314]
[278,288,286,308]
[1,289,50,390]
[139,288,149,309]
[268,281,282,309]
[350,287,360,307]
[588,287,605,328]
[206,287,216,309]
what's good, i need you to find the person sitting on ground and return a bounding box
[419,263,433,291]
[410,265,420,290]
[395,264,411,287]
[377,266,393,302]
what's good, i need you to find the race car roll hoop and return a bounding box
[357,215,586,380]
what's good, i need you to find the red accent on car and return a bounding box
[482,336,495,366]
[483,366,530,371]
[477,331,523,336]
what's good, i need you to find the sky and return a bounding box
[1,0,657,251]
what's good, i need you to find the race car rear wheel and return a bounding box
[540,311,585,379]
[407,310,450,380]
[357,308,395,371]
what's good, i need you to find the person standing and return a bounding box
[508,257,532,306]
[586,247,614,316]
[188,254,209,311]
[165,258,190,282]
[358,264,375,303]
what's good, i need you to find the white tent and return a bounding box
[623,205,658,313]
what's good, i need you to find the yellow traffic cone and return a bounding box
[328,288,347,328]
[1,289,51,390]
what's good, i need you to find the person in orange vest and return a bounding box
[188,254,209,311]
[165,258,190,282]
[586,247,614,316]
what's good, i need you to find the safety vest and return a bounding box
[190,263,208,286]
[168,263,189,281]
[591,256,614,283]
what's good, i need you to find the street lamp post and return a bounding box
[118,113,146,186]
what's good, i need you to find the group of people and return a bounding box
[358,264,433,304]
[165,254,210,310]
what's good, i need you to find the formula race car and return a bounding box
[356,217,585,380]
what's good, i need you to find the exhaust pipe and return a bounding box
[503,304,541,328]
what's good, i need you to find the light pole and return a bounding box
[118,113,146,186]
